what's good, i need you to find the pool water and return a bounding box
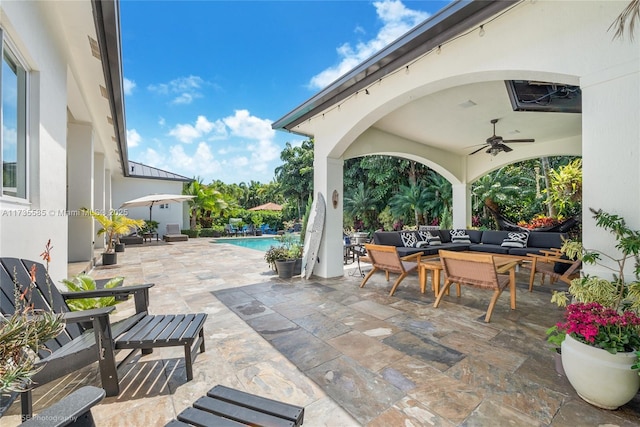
[214,236,280,252]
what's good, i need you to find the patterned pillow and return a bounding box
[400,232,418,247]
[450,229,471,243]
[418,230,441,245]
[501,231,529,248]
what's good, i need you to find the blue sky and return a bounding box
[121,0,449,184]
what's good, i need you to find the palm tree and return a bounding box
[343,182,378,230]
[610,0,640,40]
[472,168,529,228]
[422,172,453,228]
[183,178,227,229]
[389,183,430,227]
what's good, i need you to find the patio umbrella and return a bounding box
[248,202,283,211]
[120,194,195,221]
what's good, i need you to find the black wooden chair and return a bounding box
[0,257,207,419]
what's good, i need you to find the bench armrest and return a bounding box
[61,306,115,324]
[61,283,154,314]
[20,386,105,427]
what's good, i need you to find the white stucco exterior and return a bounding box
[276,1,640,278]
[0,1,189,282]
[112,178,189,239]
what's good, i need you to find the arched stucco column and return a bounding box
[452,183,471,229]
[313,155,344,278]
[581,59,639,278]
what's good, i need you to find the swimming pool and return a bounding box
[214,236,280,252]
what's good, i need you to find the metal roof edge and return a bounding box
[272,0,517,132]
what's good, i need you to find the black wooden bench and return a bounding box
[167,385,305,427]
[116,313,207,381]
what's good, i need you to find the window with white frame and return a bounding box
[1,29,28,199]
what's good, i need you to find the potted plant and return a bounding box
[1,241,65,401]
[264,233,303,279]
[84,209,145,265]
[547,208,640,409]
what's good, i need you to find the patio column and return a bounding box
[313,155,344,278]
[93,154,106,251]
[451,183,471,229]
[67,122,94,262]
[581,59,640,277]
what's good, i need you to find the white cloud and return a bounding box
[309,0,429,89]
[127,129,141,147]
[147,75,207,105]
[169,115,227,144]
[138,143,221,181]
[223,109,275,141]
[123,77,136,95]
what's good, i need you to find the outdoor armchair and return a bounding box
[525,250,582,291]
[435,250,517,322]
[359,244,421,296]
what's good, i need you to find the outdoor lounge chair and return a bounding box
[18,386,105,427]
[359,244,421,296]
[525,250,582,291]
[435,250,517,322]
[163,223,188,242]
[0,257,207,418]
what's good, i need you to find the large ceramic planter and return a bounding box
[275,259,296,279]
[561,333,640,409]
[102,252,117,266]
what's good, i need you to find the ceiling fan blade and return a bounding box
[499,143,513,152]
[469,146,487,155]
[502,138,535,143]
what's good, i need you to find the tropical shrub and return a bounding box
[62,274,125,311]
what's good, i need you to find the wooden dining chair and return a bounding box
[359,244,421,296]
[435,250,516,322]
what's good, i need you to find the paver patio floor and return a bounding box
[3,238,639,426]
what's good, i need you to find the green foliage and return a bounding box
[182,229,200,238]
[389,183,429,227]
[141,220,159,234]
[264,246,289,269]
[83,209,145,252]
[551,208,640,311]
[546,158,582,217]
[274,139,314,219]
[61,274,124,312]
[199,228,215,237]
[184,177,228,230]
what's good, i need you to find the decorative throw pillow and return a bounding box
[400,232,418,247]
[501,231,529,248]
[450,229,471,243]
[418,230,441,245]
[416,241,431,248]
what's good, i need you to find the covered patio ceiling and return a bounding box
[371,80,582,158]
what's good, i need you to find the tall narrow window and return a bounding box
[1,32,28,199]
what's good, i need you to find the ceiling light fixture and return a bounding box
[489,147,500,156]
[436,45,442,54]
[365,89,370,95]
[479,25,485,37]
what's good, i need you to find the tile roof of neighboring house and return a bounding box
[127,161,193,182]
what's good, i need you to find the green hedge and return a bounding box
[182,229,200,238]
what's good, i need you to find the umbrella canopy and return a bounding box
[248,202,283,211]
[120,194,195,221]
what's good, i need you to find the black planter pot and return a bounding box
[294,258,302,276]
[115,243,125,253]
[275,259,296,279]
[102,252,117,266]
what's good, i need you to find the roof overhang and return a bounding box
[272,0,517,133]
[92,0,129,176]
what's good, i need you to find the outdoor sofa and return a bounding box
[373,229,566,258]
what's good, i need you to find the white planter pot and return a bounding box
[561,333,640,409]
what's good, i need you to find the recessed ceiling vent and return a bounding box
[505,80,581,113]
